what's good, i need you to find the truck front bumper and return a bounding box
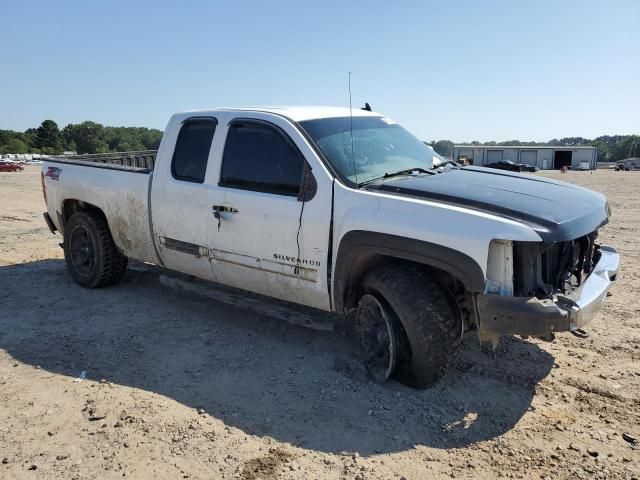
[477,246,619,336]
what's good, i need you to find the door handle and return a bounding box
[212,205,238,232]
[212,205,238,214]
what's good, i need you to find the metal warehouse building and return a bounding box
[452,145,597,170]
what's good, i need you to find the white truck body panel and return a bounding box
[187,105,379,123]
[331,181,542,283]
[145,110,335,310]
[150,116,219,282]
[204,112,334,310]
[44,164,158,264]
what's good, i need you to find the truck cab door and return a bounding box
[150,117,219,280]
[206,117,332,311]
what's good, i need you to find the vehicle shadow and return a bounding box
[0,259,554,455]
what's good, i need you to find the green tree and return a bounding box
[61,124,77,151]
[24,128,39,149]
[68,121,109,154]
[0,138,29,154]
[432,140,454,158]
[36,120,63,153]
[557,137,590,146]
[591,139,610,161]
[104,126,145,151]
[138,127,163,150]
[613,135,640,160]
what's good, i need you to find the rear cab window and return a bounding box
[219,120,304,196]
[171,118,218,183]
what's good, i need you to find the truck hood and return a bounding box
[369,166,610,242]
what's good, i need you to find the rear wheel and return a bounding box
[63,211,128,288]
[356,262,463,388]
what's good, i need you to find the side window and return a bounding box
[171,118,217,183]
[220,121,304,196]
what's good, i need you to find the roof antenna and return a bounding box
[348,72,358,185]
[361,102,372,111]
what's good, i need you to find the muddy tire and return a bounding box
[357,262,462,389]
[63,211,128,288]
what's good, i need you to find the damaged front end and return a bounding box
[477,231,619,337]
[513,231,602,298]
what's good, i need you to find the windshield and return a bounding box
[299,116,437,185]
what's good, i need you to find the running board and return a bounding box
[158,274,334,331]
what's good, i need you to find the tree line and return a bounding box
[428,135,639,162]
[1,119,637,162]
[0,120,163,155]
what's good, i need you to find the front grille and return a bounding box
[514,231,599,298]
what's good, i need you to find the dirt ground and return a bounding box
[0,166,638,480]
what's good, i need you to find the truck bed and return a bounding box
[42,154,159,265]
[46,150,157,172]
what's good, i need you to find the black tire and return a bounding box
[63,211,128,288]
[357,262,462,388]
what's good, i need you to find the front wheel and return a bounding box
[356,262,463,389]
[63,211,128,288]
[355,293,401,383]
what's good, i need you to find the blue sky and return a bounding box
[1,0,638,141]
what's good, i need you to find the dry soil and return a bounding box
[0,167,638,479]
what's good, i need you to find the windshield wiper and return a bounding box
[432,160,460,169]
[358,167,434,188]
[385,167,434,177]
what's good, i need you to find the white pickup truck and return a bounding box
[41,106,620,388]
